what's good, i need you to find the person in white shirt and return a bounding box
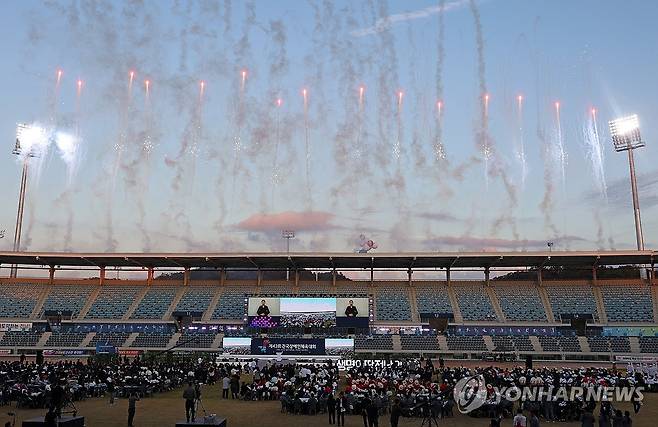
[513,408,527,427]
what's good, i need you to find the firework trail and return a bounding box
[112,70,135,190]
[24,69,65,250]
[516,94,528,190]
[469,0,491,186]
[583,108,607,199]
[270,97,283,210]
[60,79,85,250]
[394,90,404,161]
[302,88,313,210]
[434,101,447,160]
[434,0,447,162]
[229,70,248,209]
[554,101,567,191]
[357,85,365,159]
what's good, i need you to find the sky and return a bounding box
[0,0,656,255]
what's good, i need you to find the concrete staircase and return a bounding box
[486,287,505,321]
[123,287,149,320]
[408,287,420,322]
[578,336,591,353]
[529,336,543,353]
[164,287,187,320]
[122,333,139,348]
[447,286,463,322]
[203,288,224,321]
[437,335,449,351]
[629,337,641,354]
[36,332,51,347]
[211,334,224,350]
[592,286,608,323]
[30,286,52,318]
[391,335,402,352]
[483,335,495,351]
[167,333,181,349]
[81,332,96,348]
[538,287,555,322]
[77,287,102,319]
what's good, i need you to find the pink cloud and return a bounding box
[236,211,336,233]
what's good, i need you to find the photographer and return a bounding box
[183,382,197,423]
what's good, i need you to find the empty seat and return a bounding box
[131,286,177,319]
[494,286,547,322]
[86,286,141,319]
[601,285,653,322]
[0,283,42,318]
[545,285,599,321]
[454,285,497,321]
[375,286,411,321]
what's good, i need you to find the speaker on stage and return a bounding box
[36,350,43,366]
[525,355,533,369]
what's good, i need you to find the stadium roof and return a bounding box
[0,250,655,270]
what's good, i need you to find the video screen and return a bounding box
[247,297,369,328]
[222,337,252,355]
[325,338,355,355]
[335,297,369,328]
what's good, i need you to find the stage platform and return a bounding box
[175,417,226,426]
[23,415,85,427]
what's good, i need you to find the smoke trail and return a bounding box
[303,89,313,210]
[434,0,447,162]
[515,95,528,191]
[554,102,567,192]
[469,0,491,185]
[582,109,608,199]
[538,125,559,237]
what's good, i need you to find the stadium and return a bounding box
[2,1,658,427]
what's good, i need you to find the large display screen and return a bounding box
[247,297,368,328]
[222,337,252,355]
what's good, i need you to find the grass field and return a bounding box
[2,382,656,427]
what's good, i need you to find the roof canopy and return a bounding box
[0,250,654,271]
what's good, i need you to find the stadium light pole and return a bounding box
[282,230,295,281]
[10,124,40,278]
[609,115,645,251]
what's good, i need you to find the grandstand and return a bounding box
[0,250,656,361]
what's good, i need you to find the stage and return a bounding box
[22,415,85,427]
[175,416,227,426]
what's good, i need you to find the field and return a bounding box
[2,382,656,427]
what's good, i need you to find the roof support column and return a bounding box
[592,266,597,285]
[99,266,106,286]
[446,268,451,286]
[147,268,154,286]
[294,269,300,287]
[220,269,226,287]
[484,267,490,286]
[370,267,374,286]
[48,265,55,285]
[183,268,190,286]
[332,268,336,287]
[536,268,542,287]
[407,268,412,286]
[257,269,262,288]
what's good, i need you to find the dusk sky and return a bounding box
[0,0,656,254]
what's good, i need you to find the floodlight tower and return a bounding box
[608,115,645,251]
[282,230,295,281]
[11,124,40,277]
